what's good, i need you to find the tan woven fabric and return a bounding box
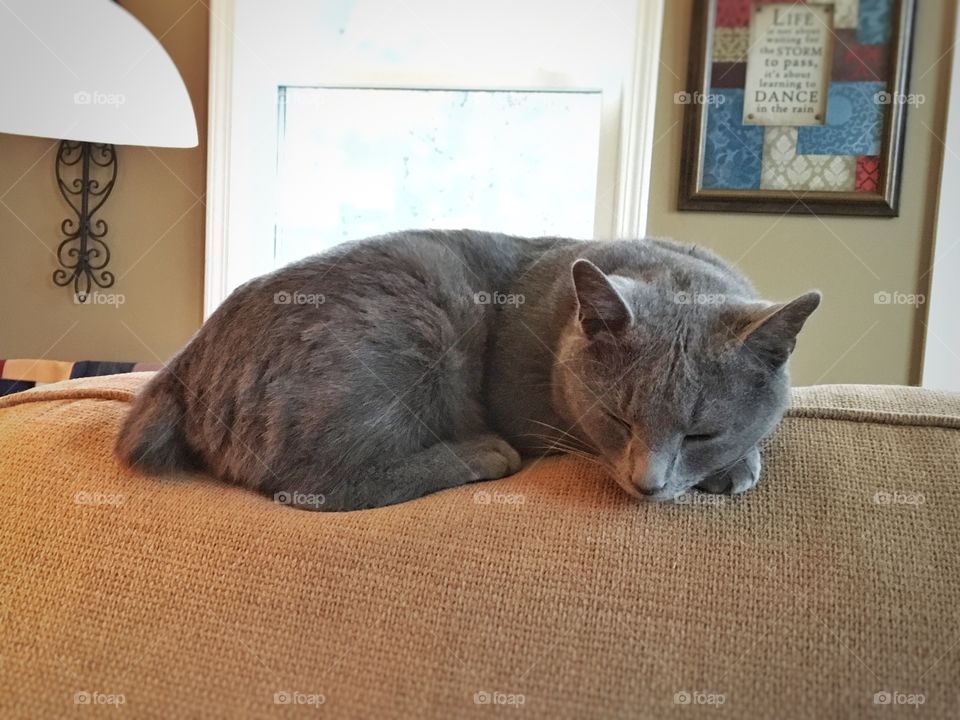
[1,373,958,719]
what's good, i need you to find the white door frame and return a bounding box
[615,0,665,241]
[204,0,235,319]
[921,7,960,391]
[204,0,665,318]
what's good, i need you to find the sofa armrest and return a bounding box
[1,375,958,718]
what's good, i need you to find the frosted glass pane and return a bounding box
[274,87,601,265]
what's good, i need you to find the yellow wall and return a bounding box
[647,0,956,385]
[0,1,954,385]
[0,0,207,363]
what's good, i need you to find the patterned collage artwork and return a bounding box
[703,0,892,192]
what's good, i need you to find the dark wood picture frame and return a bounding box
[678,0,917,216]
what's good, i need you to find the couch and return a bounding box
[1,373,958,718]
[0,358,162,397]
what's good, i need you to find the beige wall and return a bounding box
[0,0,207,363]
[1,1,954,385]
[647,0,956,385]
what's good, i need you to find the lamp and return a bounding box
[0,0,198,301]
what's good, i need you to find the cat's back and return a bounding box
[644,238,756,297]
[170,228,568,409]
[196,230,498,336]
[227,228,558,306]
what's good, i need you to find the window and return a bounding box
[274,87,601,264]
[205,0,663,315]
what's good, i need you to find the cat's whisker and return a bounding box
[518,432,586,451]
[523,419,598,453]
[520,435,576,451]
[521,434,609,469]
[535,448,606,468]
[526,418,580,438]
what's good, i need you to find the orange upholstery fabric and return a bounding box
[1,373,958,718]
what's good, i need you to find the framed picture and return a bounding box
[678,0,917,216]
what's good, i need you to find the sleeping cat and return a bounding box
[116,230,820,511]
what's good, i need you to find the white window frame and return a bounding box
[204,0,665,318]
[921,6,960,392]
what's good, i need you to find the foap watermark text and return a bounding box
[474,291,524,307]
[674,91,726,106]
[674,690,726,706]
[674,291,727,306]
[874,91,925,107]
[74,491,125,507]
[473,489,525,506]
[676,493,725,507]
[273,691,325,708]
[73,90,126,108]
[874,291,924,308]
[274,290,325,307]
[274,491,325,509]
[873,690,925,707]
[74,690,125,707]
[473,690,525,707]
[74,291,125,306]
[873,490,925,506]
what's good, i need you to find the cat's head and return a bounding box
[552,259,820,502]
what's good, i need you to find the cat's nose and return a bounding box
[634,475,666,495]
[632,454,668,495]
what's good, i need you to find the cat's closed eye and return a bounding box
[602,409,632,432]
[683,433,719,444]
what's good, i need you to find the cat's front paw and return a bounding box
[696,447,761,495]
[459,434,523,481]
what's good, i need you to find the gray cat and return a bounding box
[116,230,819,510]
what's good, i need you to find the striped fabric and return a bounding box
[0,359,162,397]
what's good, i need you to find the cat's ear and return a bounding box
[736,291,821,367]
[571,259,633,337]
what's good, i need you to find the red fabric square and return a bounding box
[715,0,753,28]
[832,30,890,82]
[856,156,881,193]
[717,0,805,28]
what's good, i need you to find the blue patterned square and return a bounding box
[701,89,763,190]
[857,0,893,45]
[796,82,885,156]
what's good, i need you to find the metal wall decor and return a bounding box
[53,141,117,301]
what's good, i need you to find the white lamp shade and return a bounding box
[0,0,198,148]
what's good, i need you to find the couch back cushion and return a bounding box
[0,374,958,718]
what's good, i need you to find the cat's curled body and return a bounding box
[116,230,819,510]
